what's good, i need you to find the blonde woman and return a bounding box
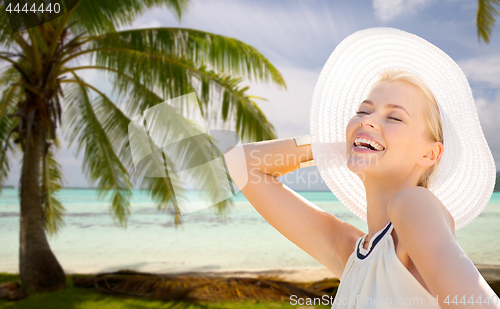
[224,28,499,308]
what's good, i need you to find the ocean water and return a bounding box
[0,189,499,275]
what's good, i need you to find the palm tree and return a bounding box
[477,0,499,43]
[0,0,285,293]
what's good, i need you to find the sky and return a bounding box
[3,0,500,190]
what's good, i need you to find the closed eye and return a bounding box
[356,111,402,122]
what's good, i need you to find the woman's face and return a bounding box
[345,81,440,184]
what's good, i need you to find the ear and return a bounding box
[417,141,443,168]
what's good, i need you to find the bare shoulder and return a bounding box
[386,187,490,300]
[387,187,455,237]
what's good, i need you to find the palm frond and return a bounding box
[477,0,499,43]
[0,3,15,48]
[62,67,234,226]
[90,75,234,225]
[70,27,285,89]
[193,66,276,142]
[137,126,233,228]
[63,65,170,169]
[86,75,184,225]
[138,149,184,226]
[69,0,188,35]
[0,66,21,189]
[62,74,133,225]
[0,67,20,117]
[40,140,66,236]
[0,85,18,189]
[65,54,277,143]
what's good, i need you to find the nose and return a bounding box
[359,114,378,129]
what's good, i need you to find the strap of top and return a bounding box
[356,222,393,260]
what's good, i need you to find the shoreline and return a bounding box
[3,265,500,283]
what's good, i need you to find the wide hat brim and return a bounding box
[310,27,496,230]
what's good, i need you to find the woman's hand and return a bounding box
[224,138,312,189]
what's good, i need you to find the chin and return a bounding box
[347,154,380,170]
[347,160,374,177]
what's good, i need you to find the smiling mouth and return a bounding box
[353,137,385,151]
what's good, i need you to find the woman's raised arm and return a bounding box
[224,138,364,278]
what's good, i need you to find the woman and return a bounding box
[224,28,499,308]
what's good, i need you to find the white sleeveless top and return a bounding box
[331,221,439,308]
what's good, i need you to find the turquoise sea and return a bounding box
[0,189,499,274]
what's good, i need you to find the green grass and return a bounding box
[0,273,331,309]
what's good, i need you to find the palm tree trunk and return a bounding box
[19,127,66,293]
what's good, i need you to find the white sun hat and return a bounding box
[310,27,496,230]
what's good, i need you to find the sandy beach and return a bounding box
[172,268,338,283]
[169,264,500,283]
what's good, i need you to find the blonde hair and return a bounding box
[371,69,443,188]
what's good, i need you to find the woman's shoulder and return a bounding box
[388,186,455,237]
